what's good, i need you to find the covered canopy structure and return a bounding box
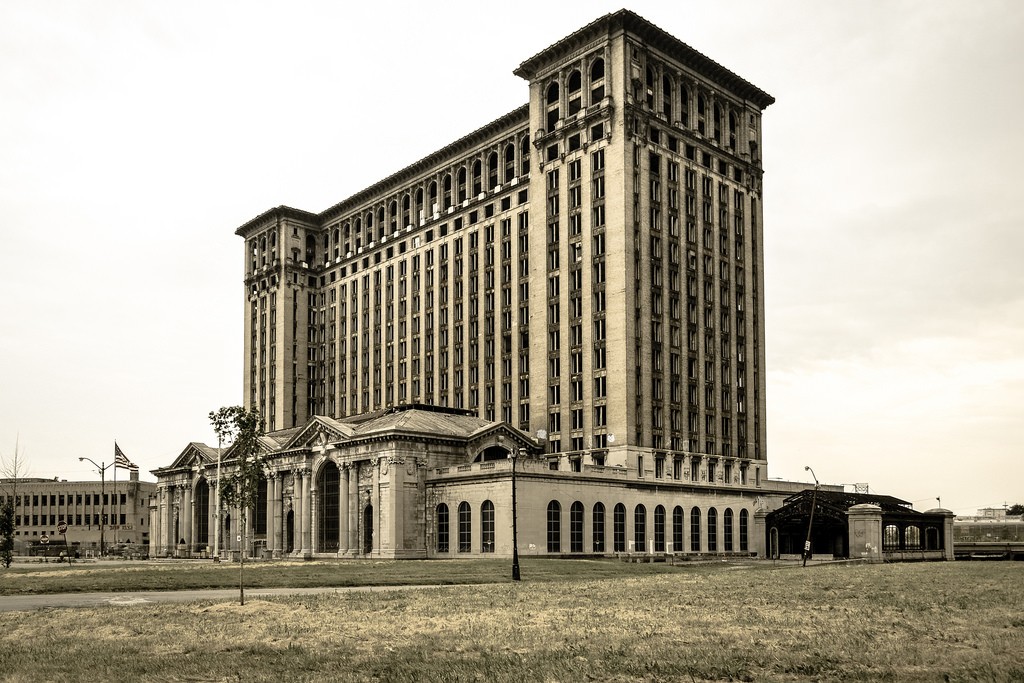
[765,490,953,561]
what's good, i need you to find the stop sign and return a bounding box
[57,520,68,535]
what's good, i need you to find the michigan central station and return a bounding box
[141,10,954,563]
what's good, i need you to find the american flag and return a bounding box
[114,442,138,471]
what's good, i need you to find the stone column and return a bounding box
[152,488,162,557]
[265,472,276,558]
[348,462,359,554]
[300,468,312,558]
[268,472,280,557]
[182,484,193,555]
[372,458,380,556]
[847,503,883,563]
[339,464,350,555]
[753,508,768,558]
[291,471,301,555]
[310,474,319,556]
[166,487,176,554]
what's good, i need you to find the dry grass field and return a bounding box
[1,560,1022,682]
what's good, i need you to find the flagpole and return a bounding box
[113,458,118,547]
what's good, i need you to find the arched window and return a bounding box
[593,502,606,552]
[363,505,373,554]
[457,167,467,203]
[194,480,209,548]
[697,95,706,136]
[520,136,531,177]
[654,505,666,553]
[662,74,673,121]
[634,504,647,553]
[546,81,560,131]
[570,501,584,552]
[305,233,317,262]
[428,181,438,213]
[377,207,385,240]
[402,194,410,227]
[471,160,482,197]
[672,506,684,552]
[645,65,655,109]
[256,479,268,540]
[443,173,452,210]
[388,200,398,233]
[680,85,689,128]
[415,188,424,220]
[481,500,495,553]
[690,507,701,552]
[487,152,498,190]
[905,525,921,550]
[713,103,723,144]
[504,143,516,183]
[458,502,471,552]
[613,503,626,552]
[590,58,605,102]
[723,508,734,552]
[547,500,561,553]
[883,524,900,552]
[728,111,738,151]
[436,503,450,553]
[567,69,582,115]
[317,461,340,553]
[708,507,718,552]
[739,509,749,552]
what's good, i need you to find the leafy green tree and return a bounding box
[213,406,264,605]
[0,499,14,568]
[1007,504,1024,516]
[208,407,243,559]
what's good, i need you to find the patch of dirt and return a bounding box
[198,599,305,615]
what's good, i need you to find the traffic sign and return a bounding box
[57,520,68,535]
[40,535,49,544]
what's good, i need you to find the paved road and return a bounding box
[0,584,442,612]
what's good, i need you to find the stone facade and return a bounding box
[2,474,155,556]
[153,10,782,560]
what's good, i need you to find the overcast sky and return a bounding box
[1,1,1021,516]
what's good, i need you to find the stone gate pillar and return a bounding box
[847,503,883,563]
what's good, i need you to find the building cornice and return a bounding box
[318,104,530,224]
[514,9,775,110]
[234,205,319,238]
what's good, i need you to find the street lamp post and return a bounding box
[79,457,112,557]
[803,465,820,567]
[510,448,523,581]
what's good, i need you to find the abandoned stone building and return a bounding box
[152,9,792,559]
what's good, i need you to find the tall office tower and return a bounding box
[236,10,773,481]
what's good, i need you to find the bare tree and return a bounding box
[0,435,31,499]
[0,437,30,568]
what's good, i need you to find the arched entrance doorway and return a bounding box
[286,511,295,554]
[317,461,340,553]
[194,480,209,552]
[363,505,373,555]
